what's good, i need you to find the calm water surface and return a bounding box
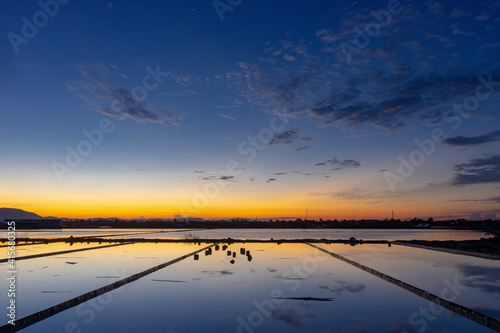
[0,230,497,332]
[9,228,489,241]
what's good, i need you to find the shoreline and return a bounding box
[2,235,499,260]
[394,238,500,260]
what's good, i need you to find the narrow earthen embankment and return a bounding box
[0,244,215,333]
[307,243,500,332]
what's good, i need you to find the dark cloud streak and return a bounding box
[315,156,361,170]
[450,154,500,185]
[69,64,182,126]
[268,128,300,146]
[223,2,500,132]
[442,130,500,146]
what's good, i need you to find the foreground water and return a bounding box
[0,230,498,332]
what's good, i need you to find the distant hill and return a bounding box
[0,208,44,221]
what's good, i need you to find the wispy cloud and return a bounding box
[306,70,498,129]
[315,156,361,170]
[450,7,471,18]
[222,2,500,132]
[450,154,500,185]
[316,29,341,43]
[457,264,500,294]
[69,64,182,126]
[270,307,304,327]
[199,174,235,181]
[268,128,300,146]
[450,23,475,36]
[294,146,311,152]
[310,183,446,204]
[475,13,491,21]
[332,187,375,201]
[450,196,500,203]
[484,196,500,203]
[441,130,500,146]
[318,280,365,296]
[301,136,315,143]
[219,113,237,120]
[291,170,316,176]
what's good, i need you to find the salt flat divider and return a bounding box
[307,243,500,332]
[0,229,209,244]
[0,230,186,244]
[84,229,199,239]
[393,241,500,261]
[0,244,215,332]
[0,243,128,263]
[0,242,45,248]
[3,238,389,244]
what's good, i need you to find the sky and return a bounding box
[0,0,499,220]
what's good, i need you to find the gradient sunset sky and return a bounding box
[1,0,499,220]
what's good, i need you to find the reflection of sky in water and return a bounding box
[96,228,489,241]
[0,242,96,260]
[0,243,204,318]
[324,243,500,321]
[456,264,500,319]
[16,243,494,333]
[0,228,184,239]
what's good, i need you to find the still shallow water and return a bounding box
[7,228,184,239]
[145,228,491,241]
[325,243,500,320]
[8,228,489,241]
[0,230,498,332]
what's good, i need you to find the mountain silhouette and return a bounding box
[0,208,43,221]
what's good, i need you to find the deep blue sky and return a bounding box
[1,0,499,219]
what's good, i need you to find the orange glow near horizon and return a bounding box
[8,201,480,221]
[2,179,492,220]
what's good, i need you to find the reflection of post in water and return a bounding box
[194,244,253,264]
[227,246,252,263]
[307,243,500,332]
